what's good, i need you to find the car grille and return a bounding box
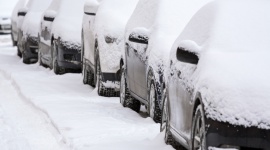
[0,24,11,30]
[64,54,77,61]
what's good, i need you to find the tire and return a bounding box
[38,51,44,67]
[52,42,62,75]
[161,95,174,145]
[17,47,22,58]
[191,105,207,150]
[148,80,162,123]
[120,67,141,112]
[83,65,95,87]
[22,52,30,64]
[96,57,119,97]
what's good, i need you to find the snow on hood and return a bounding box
[93,0,139,72]
[50,0,85,46]
[94,0,138,40]
[126,0,213,76]
[21,0,52,37]
[172,0,270,129]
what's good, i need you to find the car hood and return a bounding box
[21,11,43,37]
[193,50,270,129]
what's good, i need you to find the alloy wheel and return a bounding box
[192,105,206,150]
[149,83,156,118]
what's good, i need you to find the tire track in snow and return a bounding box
[0,73,70,150]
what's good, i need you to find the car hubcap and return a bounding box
[149,84,155,118]
[193,112,206,150]
[120,71,125,105]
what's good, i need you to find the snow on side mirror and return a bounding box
[84,1,99,15]
[176,40,200,65]
[17,8,28,16]
[43,10,56,22]
[128,27,149,44]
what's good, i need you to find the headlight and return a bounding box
[105,36,115,43]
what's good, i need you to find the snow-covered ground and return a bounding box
[0,34,173,150]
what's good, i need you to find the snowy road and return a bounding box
[0,34,173,150]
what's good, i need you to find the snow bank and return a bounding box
[171,0,270,128]
[94,0,139,72]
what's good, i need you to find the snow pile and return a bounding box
[171,0,270,128]
[94,0,139,72]
[125,0,213,81]
[21,0,52,37]
[50,0,85,48]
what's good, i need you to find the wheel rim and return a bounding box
[149,83,155,118]
[120,70,126,105]
[193,109,206,150]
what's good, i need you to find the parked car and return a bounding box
[11,0,28,46]
[38,0,84,74]
[120,0,210,123]
[162,0,270,149]
[0,0,17,34]
[17,0,52,64]
[82,0,139,97]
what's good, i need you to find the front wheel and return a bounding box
[191,105,207,150]
[96,57,119,97]
[148,81,162,123]
[120,67,141,112]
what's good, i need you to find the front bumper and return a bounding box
[57,43,82,71]
[100,72,120,89]
[206,118,270,149]
[0,24,11,33]
[23,36,39,60]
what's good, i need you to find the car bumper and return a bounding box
[206,118,270,149]
[23,37,39,60]
[100,72,120,89]
[58,44,82,71]
[0,24,11,33]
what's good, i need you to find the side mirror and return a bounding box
[176,40,200,65]
[84,1,99,15]
[18,8,28,16]
[128,27,149,44]
[43,10,56,22]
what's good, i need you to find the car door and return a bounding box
[170,47,199,141]
[125,43,136,93]
[40,18,53,62]
[127,29,149,100]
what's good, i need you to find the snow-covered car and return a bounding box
[120,0,211,123]
[39,0,84,74]
[0,0,17,34]
[17,0,52,64]
[162,0,270,149]
[81,0,139,97]
[11,0,28,46]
